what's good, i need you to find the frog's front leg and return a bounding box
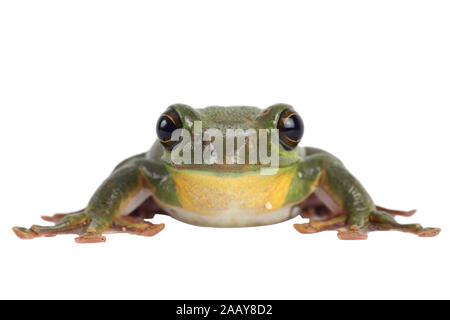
[293,148,440,239]
[13,162,164,243]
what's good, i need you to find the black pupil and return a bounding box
[156,116,178,141]
[280,113,303,142]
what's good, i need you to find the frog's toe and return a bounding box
[294,215,347,235]
[112,216,165,237]
[41,213,69,223]
[293,223,319,234]
[41,209,85,223]
[141,223,165,236]
[369,210,440,237]
[337,230,368,240]
[375,205,416,217]
[12,227,38,239]
[13,212,89,240]
[75,233,107,244]
[29,225,59,237]
[417,227,441,237]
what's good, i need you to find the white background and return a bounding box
[0,1,449,299]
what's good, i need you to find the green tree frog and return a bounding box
[13,104,440,242]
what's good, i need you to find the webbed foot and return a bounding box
[369,210,440,237]
[294,215,346,234]
[337,230,368,240]
[13,210,164,243]
[294,207,440,240]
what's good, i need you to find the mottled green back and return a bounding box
[197,106,262,130]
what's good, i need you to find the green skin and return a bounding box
[13,103,440,242]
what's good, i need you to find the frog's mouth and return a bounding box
[169,162,277,173]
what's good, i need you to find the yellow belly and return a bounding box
[171,169,294,216]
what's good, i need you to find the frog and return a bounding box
[13,103,440,243]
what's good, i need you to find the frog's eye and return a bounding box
[156,108,183,150]
[277,109,304,150]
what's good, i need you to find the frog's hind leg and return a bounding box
[12,212,89,240]
[293,148,440,239]
[293,191,364,237]
[13,196,167,243]
[74,206,165,243]
[369,210,440,237]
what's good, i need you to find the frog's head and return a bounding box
[155,103,304,172]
